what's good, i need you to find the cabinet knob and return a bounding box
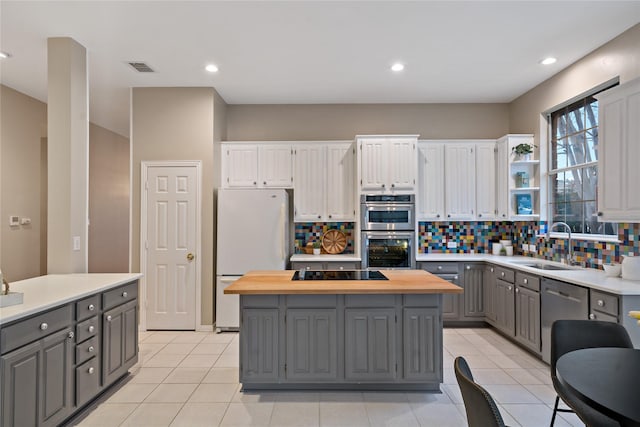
[502,214,506,217]
[317,215,321,219]
[328,215,332,218]
[88,367,95,375]
[40,322,48,331]
[107,315,112,322]
[122,291,128,298]
[589,313,596,320]
[447,214,451,218]
[263,181,267,185]
[597,212,603,217]
[466,265,470,270]
[597,300,604,307]
[490,267,494,272]
[454,275,459,280]
[437,266,442,270]
[436,214,440,218]
[306,266,311,270]
[253,181,257,185]
[391,184,395,188]
[88,325,95,333]
[515,287,519,293]
[88,304,95,311]
[501,272,505,277]
[68,331,74,339]
[478,214,482,218]
[88,346,95,353]
[339,266,344,270]
[508,286,513,291]
[381,184,385,188]
[523,278,528,284]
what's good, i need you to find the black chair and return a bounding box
[454,356,507,427]
[550,320,633,427]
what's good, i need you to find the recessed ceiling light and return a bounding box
[540,57,557,65]
[0,51,11,59]
[391,63,404,72]
[205,64,219,73]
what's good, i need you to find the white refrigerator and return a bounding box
[215,189,290,331]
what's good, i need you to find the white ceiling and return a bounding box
[1,1,639,137]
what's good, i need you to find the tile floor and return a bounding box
[72,327,586,427]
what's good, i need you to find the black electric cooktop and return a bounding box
[292,270,388,281]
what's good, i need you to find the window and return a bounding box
[548,88,617,237]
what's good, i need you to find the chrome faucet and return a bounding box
[550,222,574,265]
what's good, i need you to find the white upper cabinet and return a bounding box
[222,143,293,188]
[294,142,356,222]
[444,143,476,220]
[417,142,445,221]
[358,135,418,194]
[503,134,539,220]
[596,78,640,222]
[475,141,497,220]
[495,139,509,220]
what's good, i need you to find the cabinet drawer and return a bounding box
[76,294,100,321]
[589,310,619,323]
[76,316,99,343]
[291,262,323,271]
[420,262,459,274]
[590,290,619,317]
[75,357,101,407]
[515,272,540,292]
[494,267,515,283]
[76,335,99,365]
[0,304,73,354]
[325,262,359,270]
[345,294,396,307]
[103,281,138,311]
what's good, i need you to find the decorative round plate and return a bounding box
[322,229,347,254]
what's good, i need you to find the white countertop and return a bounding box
[416,254,640,296]
[0,273,143,325]
[290,254,361,262]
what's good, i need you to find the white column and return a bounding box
[47,37,88,273]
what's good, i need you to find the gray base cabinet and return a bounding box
[463,264,485,318]
[0,280,139,427]
[494,278,515,336]
[239,294,443,390]
[514,272,541,353]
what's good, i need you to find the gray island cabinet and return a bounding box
[227,270,461,391]
[0,274,140,427]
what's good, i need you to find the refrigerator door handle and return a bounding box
[280,202,286,261]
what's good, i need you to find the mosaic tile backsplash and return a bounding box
[418,221,640,270]
[294,222,355,254]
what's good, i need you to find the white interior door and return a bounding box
[144,164,198,330]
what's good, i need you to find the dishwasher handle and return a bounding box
[544,287,583,303]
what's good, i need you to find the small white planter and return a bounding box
[313,248,321,255]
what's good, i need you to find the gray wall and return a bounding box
[226,103,509,141]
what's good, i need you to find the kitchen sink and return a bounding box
[516,262,576,271]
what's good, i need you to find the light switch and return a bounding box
[20,218,31,225]
[9,216,19,226]
[73,236,81,251]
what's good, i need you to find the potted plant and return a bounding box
[312,240,322,255]
[512,142,536,161]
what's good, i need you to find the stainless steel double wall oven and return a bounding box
[360,194,415,269]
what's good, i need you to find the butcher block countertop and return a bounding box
[224,270,463,295]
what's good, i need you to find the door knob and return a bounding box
[187,253,195,261]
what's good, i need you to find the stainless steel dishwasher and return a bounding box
[541,278,589,363]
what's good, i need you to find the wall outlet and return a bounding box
[20,218,31,225]
[522,243,528,252]
[9,216,19,227]
[447,241,458,249]
[528,244,537,252]
[73,236,81,251]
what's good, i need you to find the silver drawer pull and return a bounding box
[107,315,112,322]
[88,304,95,311]
[40,322,48,331]
[122,291,128,298]
[88,346,95,353]
[589,313,596,320]
[68,331,75,339]
[508,286,513,291]
[501,272,505,277]
[597,300,604,307]
[490,267,494,272]
[88,325,95,333]
[515,288,519,293]
[339,266,344,270]
[466,265,470,270]
[88,367,95,374]
[437,266,442,270]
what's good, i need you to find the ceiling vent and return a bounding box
[128,62,154,73]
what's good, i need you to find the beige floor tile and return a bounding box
[523,384,557,405]
[319,401,369,426]
[496,403,523,426]
[157,343,197,355]
[191,342,229,355]
[458,353,500,369]
[120,403,183,427]
[75,403,138,426]
[411,402,466,427]
[468,368,518,385]
[275,391,321,402]
[441,384,463,405]
[169,402,229,427]
[171,332,209,344]
[483,384,542,404]
[163,367,209,384]
[130,367,173,384]
[270,401,319,426]
[505,368,545,384]
[107,383,158,403]
[406,391,452,405]
[202,333,236,344]
[364,401,419,426]
[232,387,279,403]
[203,367,239,383]
[143,333,179,344]
[319,392,364,402]
[144,354,187,368]
[501,404,574,427]
[189,383,239,403]
[221,402,275,426]
[179,354,217,368]
[145,383,198,403]
[214,353,240,368]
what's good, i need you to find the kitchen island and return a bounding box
[224,269,462,391]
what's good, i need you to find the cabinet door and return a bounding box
[495,140,509,220]
[475,142,497,220]
[463,264,485,318]
[515,286,541,352]
[40,329,73,427]
[345,309,396,381]
[495,279,515,336]
[224,145,258,187]
[294,145,326,221]
[388,138,416,191]
[2,339,40,427]
[259,144,292,188]
[403,308,440,381]
[484,265,497,324]
[103,300,138,386]
[286,309,337,381]
[417,143,445,220]
[326,143,355,220]
[359,138,388,192]
[241,309,279,382]
[444,144,476,220]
